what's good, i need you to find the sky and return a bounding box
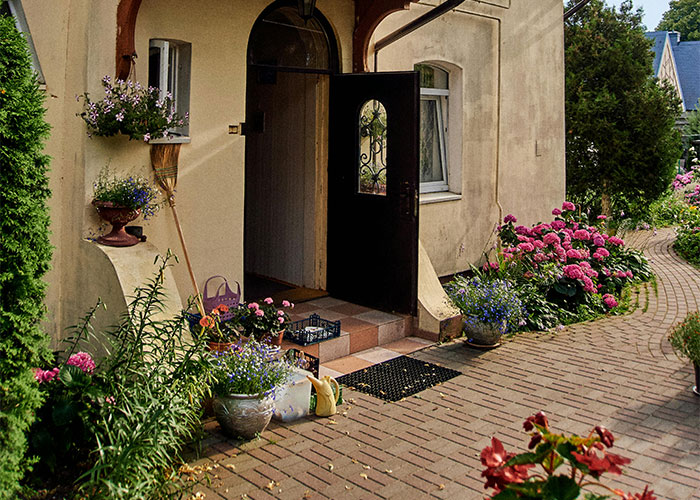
[605,0,670,31]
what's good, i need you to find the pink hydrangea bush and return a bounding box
[480,202,653,330]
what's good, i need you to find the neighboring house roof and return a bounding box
[645,31,667,76]
[647,30,700,112]
[672,39,700,112]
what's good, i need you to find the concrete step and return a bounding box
[280,297,413,363]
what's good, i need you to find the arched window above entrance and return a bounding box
[248,4,335,72]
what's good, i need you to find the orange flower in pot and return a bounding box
[199,304,243,352]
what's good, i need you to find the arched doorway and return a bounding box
[244,1,339,301]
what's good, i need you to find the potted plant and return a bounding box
[197,304,243,352]
[446,275,526,348]
[239,298,294,346]
[78,76,187,142]
[91,168,161,247]
[668,311,700,396]
[210,340,293,439]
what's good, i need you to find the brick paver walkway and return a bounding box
[187,229,700,500]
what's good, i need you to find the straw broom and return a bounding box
[150,143,205,317]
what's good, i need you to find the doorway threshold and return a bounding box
[244,273,328,304]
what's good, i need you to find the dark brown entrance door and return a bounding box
[327,72,419,315]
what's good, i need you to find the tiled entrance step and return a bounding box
[280,296,415,363]
[318,337,434,379]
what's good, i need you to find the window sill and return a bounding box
[419,191,461,205]
[148,136,191,145]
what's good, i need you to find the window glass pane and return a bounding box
[249,6,330,70]
[415,64,448,90]
[358,100,388,196]
[419,99,444,183]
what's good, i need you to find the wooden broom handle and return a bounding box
[168,197,205,317]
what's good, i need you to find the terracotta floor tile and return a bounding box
[290,302,318,314]
[354,309,403,325]
[337,316,375,334]
[319,366,344,378]
[353,347,402,364]
[349,327,379,354]
[321,355,374,375]
[382,338,433,354]
[306,297,347,309]
[326,302,374,316]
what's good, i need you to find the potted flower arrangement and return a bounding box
[446,275,526,348]
[668,311,700,396]
[197,304,244,352]
[78,76,187,142]
[239,298,294,346]
[210,340,293,439]
[91,167,161,247]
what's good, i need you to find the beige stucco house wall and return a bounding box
[18,0,565,344]
[374,0,565,276]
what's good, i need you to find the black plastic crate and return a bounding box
[285,314,341,346]
[284,348,319,378]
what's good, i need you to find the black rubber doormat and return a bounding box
[336,355,461,402]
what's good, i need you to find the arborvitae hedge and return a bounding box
[0,14,53,497]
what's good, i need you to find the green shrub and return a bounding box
[668,311,700,365]
[674,207,700,266]
[0,14,53,497]
[26,254,215,499]
[469,202,654,331]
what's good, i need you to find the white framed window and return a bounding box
[416,63,449,193]
[2,0,44,84]
[148,39,191,137]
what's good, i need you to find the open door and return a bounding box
[327,72,419,315]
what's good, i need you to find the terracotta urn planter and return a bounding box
[212,393,274,439]
[260,330,285,347]
[92,200,141,247]
[207,341,235,354]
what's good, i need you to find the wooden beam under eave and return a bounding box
[116,0,142,80]
[353,0,413,73]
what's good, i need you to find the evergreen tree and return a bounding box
[0,14,53,497]
[657,0,700,42]
[565,0,682,217]
[685,100,700,137]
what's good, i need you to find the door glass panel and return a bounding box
[358,100,388,196]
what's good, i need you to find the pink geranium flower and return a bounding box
[264,297,274,304]
[552,208,562,216]
[518,242,535,253]
[542,233,561,246]
[563,264,585,280]
[566,249,583,260]
[66,352,96,374]
[550,220,565,230]
[562,201,576,211]
[573,229,591,240]
[603,294,618,308]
